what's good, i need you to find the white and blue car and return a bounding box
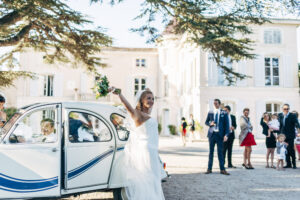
[0,102,143,199]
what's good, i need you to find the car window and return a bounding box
[9,108,57,144]
[110,114,130,141]
[68,111,112,143]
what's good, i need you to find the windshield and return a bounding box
[0,112,22,141]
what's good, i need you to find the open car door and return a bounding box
[0,104,62,199]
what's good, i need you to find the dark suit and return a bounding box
[222,114,237,167]
[278,112,300,167]
[205,109,230,171]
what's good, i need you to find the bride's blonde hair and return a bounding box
[136,89,153,111]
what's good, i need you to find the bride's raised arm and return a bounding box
[109,87,136,119]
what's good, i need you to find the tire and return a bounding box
[113,188,128,200]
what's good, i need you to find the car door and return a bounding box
[0,104,61,199]
[64,109,115,189]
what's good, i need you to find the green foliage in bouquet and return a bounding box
[95,75,110,99]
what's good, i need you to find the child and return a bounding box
[276,134,288,170]
[181,117,188,146]
[267,114,280,138]
[295,133,300,159]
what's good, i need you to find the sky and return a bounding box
[67,0,165,48]
[67,0,300,61]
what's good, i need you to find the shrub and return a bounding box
[4,107,17,119]
[168,125,177,135]
[158,123,162,134]
[195,121,203,132]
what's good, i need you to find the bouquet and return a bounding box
[95,75,110,99]
[94,75,121,99]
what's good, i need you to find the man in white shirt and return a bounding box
[39,118,57,143]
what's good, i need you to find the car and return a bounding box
[0,102,167,200]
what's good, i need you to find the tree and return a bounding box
[0,0,112,87]
[93,0,299,85]
[1,0,299,87]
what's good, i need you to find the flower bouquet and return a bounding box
[95,75,120,99]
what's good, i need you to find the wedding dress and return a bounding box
[123,117,166,200]
[112,114,166,200]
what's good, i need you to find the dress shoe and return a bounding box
[283,165,292,168]
[242,163,250,169]
[228,165,236,168]
[220,170,230,175]
[205,169,212,174]
[293,166,297,169]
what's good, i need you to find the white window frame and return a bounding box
[263,29,281,44]
[217,57,233,86]
[136,58,146,67]
[264,57,280,86]
[134,77,147,95]
[43,75,54,97]
[266,102,281,114]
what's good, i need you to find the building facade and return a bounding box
[157,19,300,137]
[1,19,299,137]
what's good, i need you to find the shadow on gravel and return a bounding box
[162,166,300,200]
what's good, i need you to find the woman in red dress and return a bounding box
[239,108,256,169]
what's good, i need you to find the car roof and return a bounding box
[19,101,127,116]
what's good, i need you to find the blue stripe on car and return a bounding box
[0,147,125,193]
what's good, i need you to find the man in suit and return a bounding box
[223,105,237,168]
[205,99,230,175]
[278,104,300,169]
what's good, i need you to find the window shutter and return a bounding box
[53,73,64,97]
[237,60,247,86]
[254,55,265,87]
[255,100,265,138]
[283,55,294,88]
[208,55,218,86]
[30,75,43,97]
[80,73,88,94]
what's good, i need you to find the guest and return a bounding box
[291,111,300,160]
[205,99,230,175]
[260,113,276,168]
[0,95,7,128]
[295,133,300,160]
[276,134,288,171]
[222,105,237,168]
[189,114,196,141]
[37,118,57,143]
[278,104,299,169]
[181,117,188,146]
[239,108,256,169]
[267,113,280,138]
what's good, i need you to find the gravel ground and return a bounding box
[62,136,300,200]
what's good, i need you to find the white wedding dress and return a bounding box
[115,117,166,200]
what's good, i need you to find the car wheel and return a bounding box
[113,188,128,200]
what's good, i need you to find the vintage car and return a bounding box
[0,102,166,199]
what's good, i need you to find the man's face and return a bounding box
[244,110,249,117]
[41,122,54,136]
[224,108,230,114]
[214,100,220,109]
[283,105,289,115]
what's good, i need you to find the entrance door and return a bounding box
[163,109,170,135]
[65,110,115,189]
[0,104,61,199]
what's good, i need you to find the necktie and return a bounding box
[215,112,219,129]
[283,114,287,127]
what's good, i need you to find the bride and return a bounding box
[110,87,166,200]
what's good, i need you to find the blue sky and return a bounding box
[67,0,165,48]
[67,0,300,61]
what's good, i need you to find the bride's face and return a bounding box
[142,93,154,109]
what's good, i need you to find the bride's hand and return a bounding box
[109,87,121,95]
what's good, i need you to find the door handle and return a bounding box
[52,148,58,152]
[109,145,115,149]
